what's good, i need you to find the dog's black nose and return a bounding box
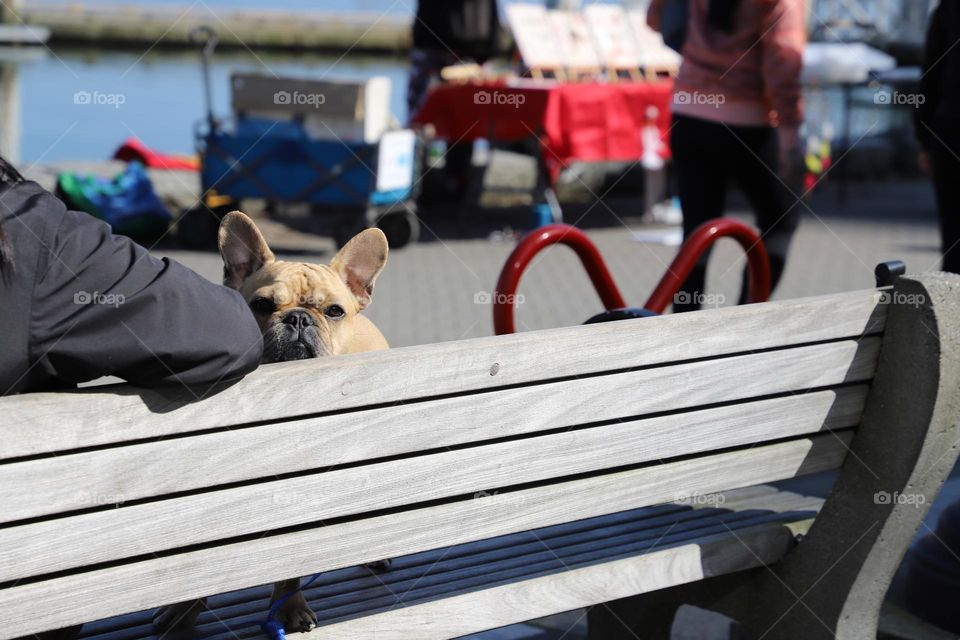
[282,309,316,331]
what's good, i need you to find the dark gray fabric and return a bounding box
[916,0,960,151]
[0,180,263,395]
[661,0,689,53]
[412,0,500,62]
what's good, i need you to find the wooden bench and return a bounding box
[3,272,959,640]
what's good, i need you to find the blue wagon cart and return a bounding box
[179,28,420,249]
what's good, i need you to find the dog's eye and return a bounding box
[250,297,276,315]
[324,304,345,319]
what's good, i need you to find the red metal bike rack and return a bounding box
[493,218,771,335]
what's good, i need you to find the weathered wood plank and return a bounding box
[83,495,822,640]
[297,519,817,639]
[0,384,865,579]
[289,504,822,627]
[74,487,799,640]
[0,289,887,459]
[302,495,821,621]
[0,433,850,638]
[0,340,873,522]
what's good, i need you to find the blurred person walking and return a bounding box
[406,0,501,201]
[406,0,500,119]
[648,0,806,312]
[916,1,960,274]
[910,7,960,618]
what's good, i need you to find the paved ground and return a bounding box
[153,178,943,349]
[31,158,942,349]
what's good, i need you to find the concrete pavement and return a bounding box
[157,179,942,349]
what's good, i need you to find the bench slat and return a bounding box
[0,338,878,522]
[0,383,867,580]
[0,289,887,459]
[0,432,850,638]
[299,519,815,640]
[73,487,791,640]
[215,506,823,640]
[72,488,821,640]
[275,503,824,630]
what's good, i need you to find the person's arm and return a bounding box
[915,2,946,152]
[760,0,807,177]
[647,0,666,32]
[31,201,263,393]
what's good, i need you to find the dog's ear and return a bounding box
[218,211,275,290]
[330,228,388,309]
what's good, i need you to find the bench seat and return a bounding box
[5,273,960,640]
[75,485,822,640]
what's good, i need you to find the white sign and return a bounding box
[584,4,643,69]
[549,10,600,70]
[506,3,566,70]
[376,129,416,193]
[628,10,681,70]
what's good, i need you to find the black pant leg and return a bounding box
[931,141,960,274]
[726,124,800,303]
[671,115,730,312]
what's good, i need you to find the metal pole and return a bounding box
[1,0,23,25]
[0,63,21,163]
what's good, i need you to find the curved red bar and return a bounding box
[493,218,771,335]
[493,224,627,335]
[644,218,771,314]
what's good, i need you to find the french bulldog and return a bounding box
[152,211,389,634]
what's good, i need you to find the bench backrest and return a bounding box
[0,284,925,638]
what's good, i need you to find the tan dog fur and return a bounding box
[152,211,389,634]
[219,210,388,359]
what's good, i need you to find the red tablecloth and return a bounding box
[412,81,673,181]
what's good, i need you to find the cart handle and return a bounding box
[190,26,219,135]
[492,218,771,335]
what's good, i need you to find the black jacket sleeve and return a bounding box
[916,2,946,151]
[30,204,263,393]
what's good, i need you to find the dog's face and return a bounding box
[218,211,388,363]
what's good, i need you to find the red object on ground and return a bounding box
[493,224,628,335]
[644,218,771,314]
[113,137,200,171]
[493,218,771,335]
[412,81,673,182]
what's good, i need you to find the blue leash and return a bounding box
[260,572,324,640]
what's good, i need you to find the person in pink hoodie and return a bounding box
[648,0,806,311]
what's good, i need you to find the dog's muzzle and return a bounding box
[261,308,324,363]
